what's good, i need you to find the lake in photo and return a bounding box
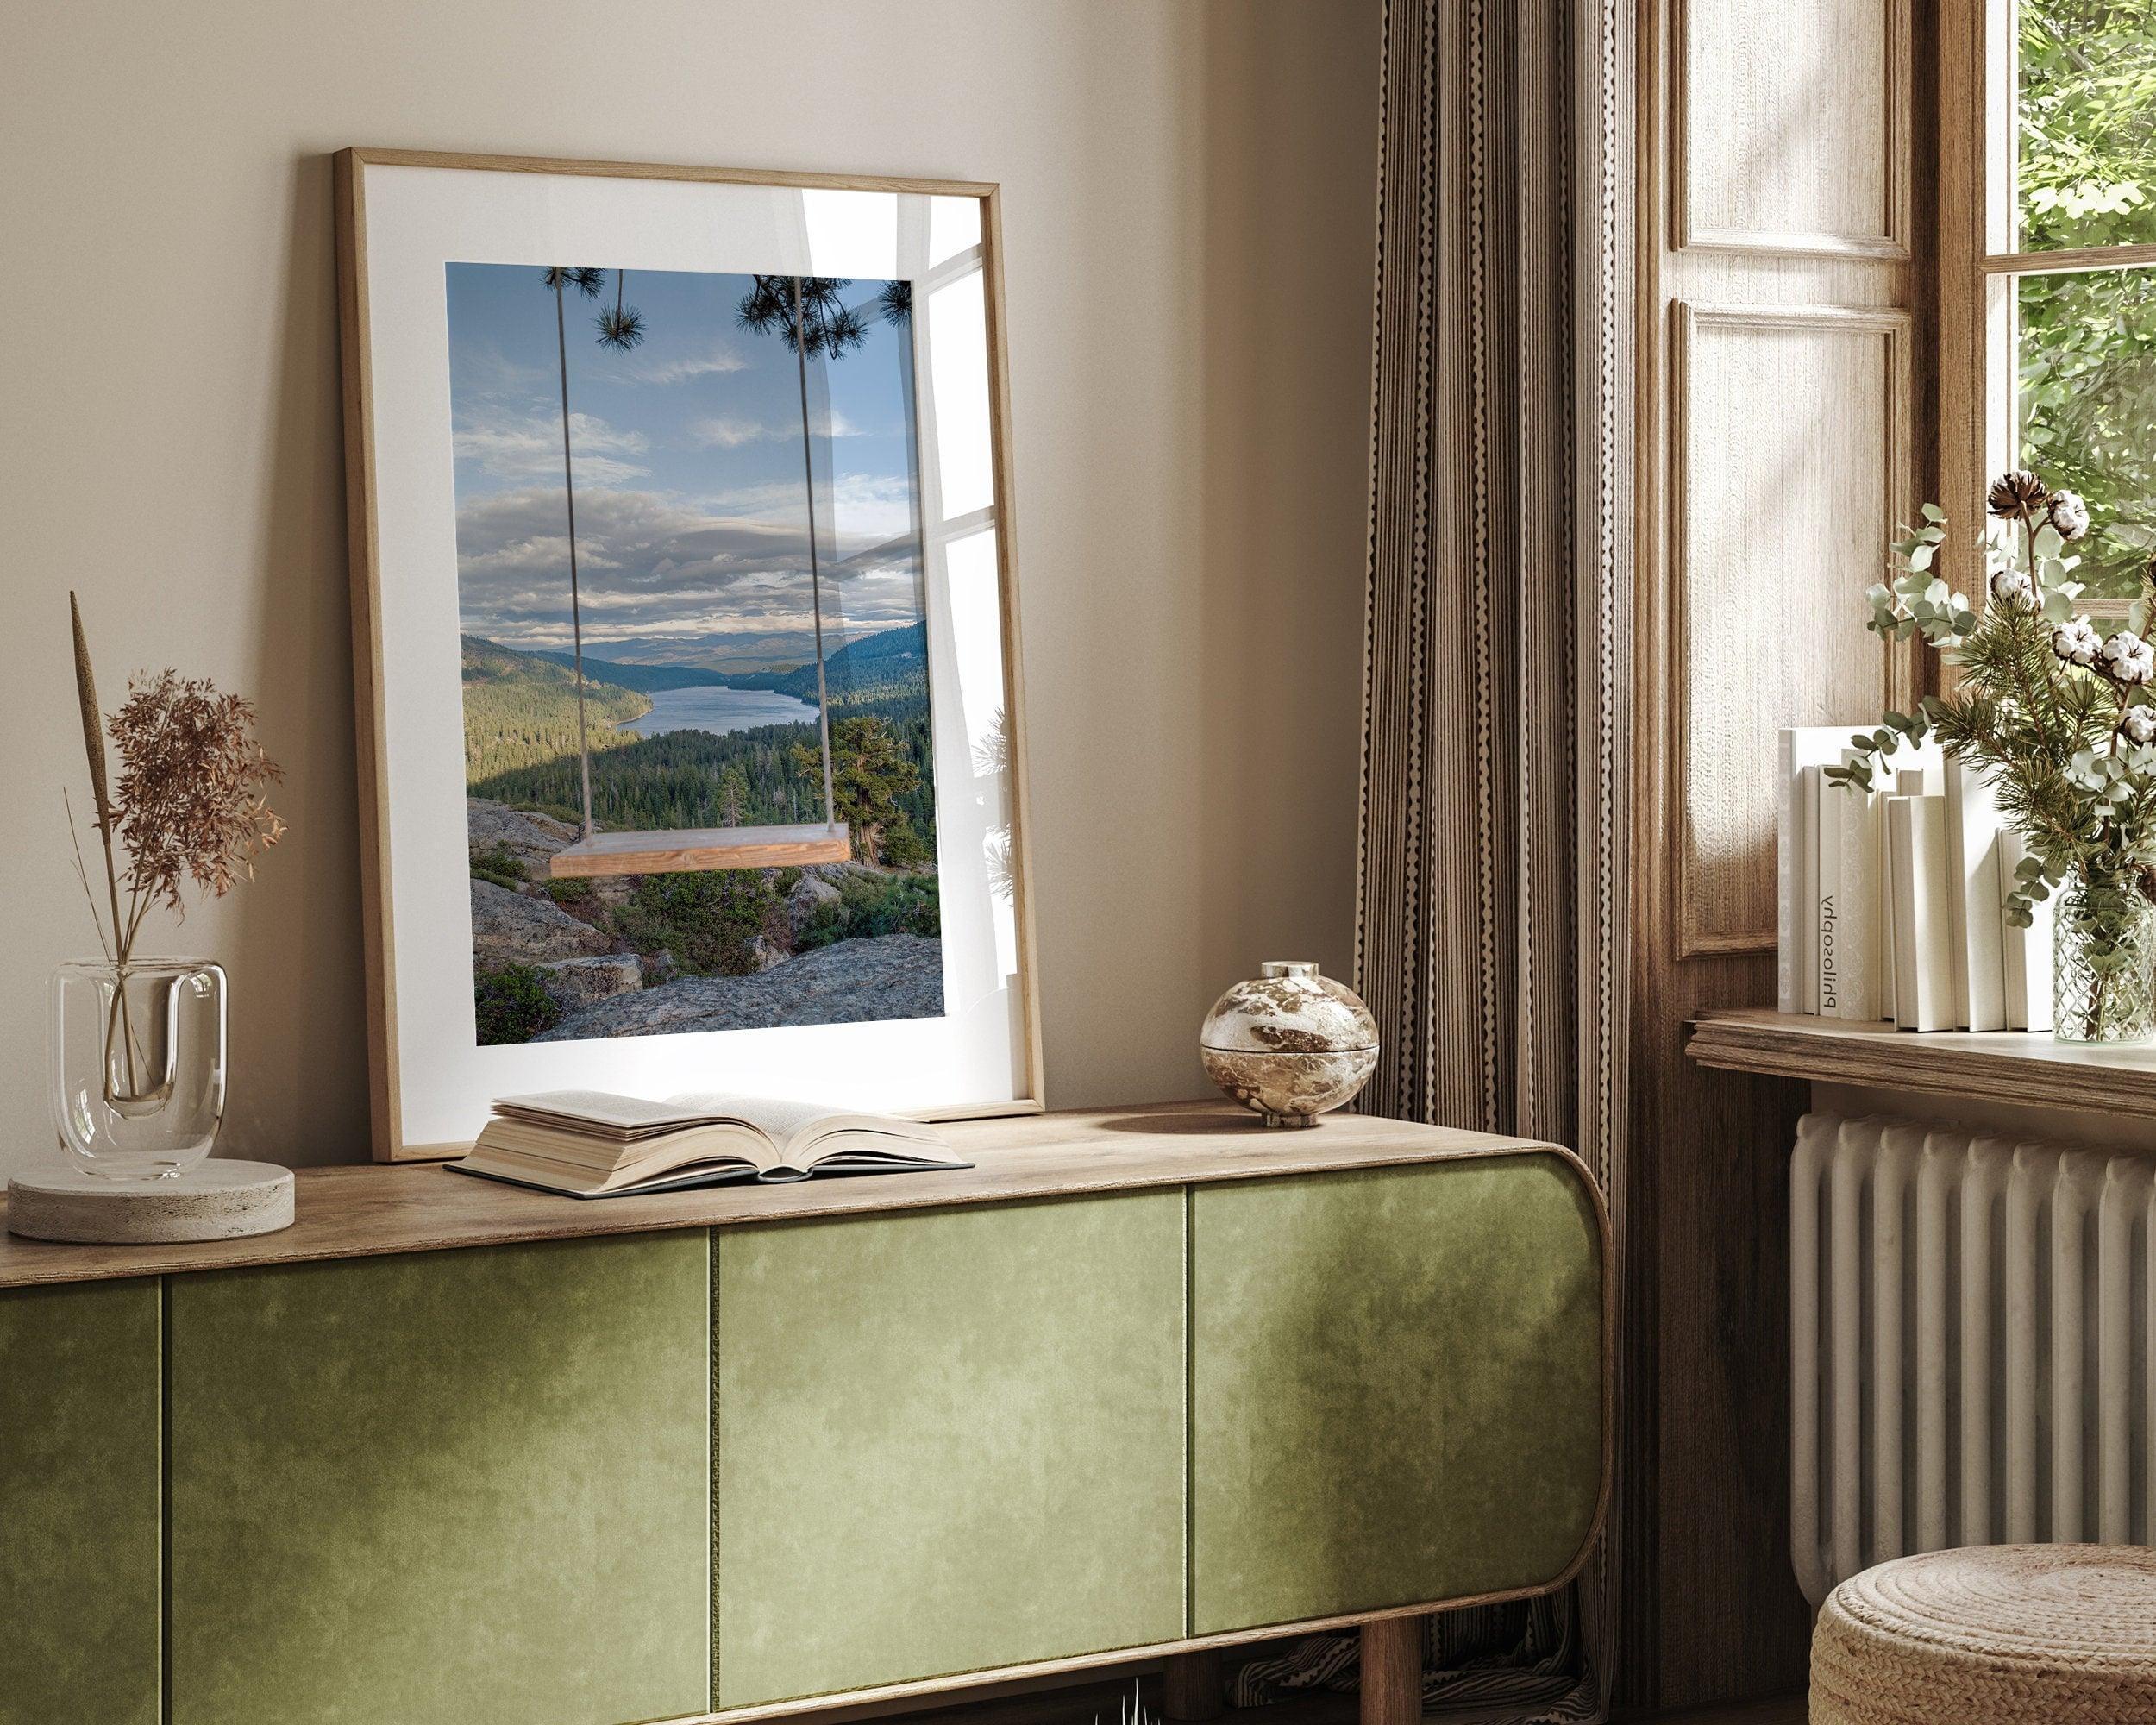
[620,684,821,737]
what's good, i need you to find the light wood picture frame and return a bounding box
[335,148,1043,1161]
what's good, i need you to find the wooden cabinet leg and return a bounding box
[1163,1648,1224,1721]
[1360,1615,1424,1725]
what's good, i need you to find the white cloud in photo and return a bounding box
[691,407,863,448]
[454,405,649,486]
[453,340,548,398]
[446,265,925,669]
[456,484,924,653]
[704,471,913,542]
[689,415,779,448]
[604,337,748,386]
[824,472,913,539]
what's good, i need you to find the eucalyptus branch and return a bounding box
[1848,475,2156,957]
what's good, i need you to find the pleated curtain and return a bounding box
[1239,0,1634,1717]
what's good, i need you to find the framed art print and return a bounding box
[335,149,1041,1160]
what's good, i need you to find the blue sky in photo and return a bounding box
[445,262,924,671]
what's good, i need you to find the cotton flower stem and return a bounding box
[2011,502,2073,757]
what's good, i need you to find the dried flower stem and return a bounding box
[60,788,110,965]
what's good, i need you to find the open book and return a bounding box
[448,1091,968,1199]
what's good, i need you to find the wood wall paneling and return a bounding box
[1630,0,1917,1707]
[1675,0,1909,258]
[1674,304,1911,956]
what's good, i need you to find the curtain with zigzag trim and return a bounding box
[1235,0,1634,1717]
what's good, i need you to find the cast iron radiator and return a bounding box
[1790,1112,2156,1605]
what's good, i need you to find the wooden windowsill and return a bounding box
[1684,1008,2156,1120]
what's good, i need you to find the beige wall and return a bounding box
[0,0,1379,1175]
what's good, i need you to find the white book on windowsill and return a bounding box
[1889,794,1955,1032]
[1944,752,2008,1031]
[2000,829,2056,1032]
[1818,742,1939,1024]
[1878,758,1942,1026]
[1818,758,1883,1020]
[1780,728,1861,1013]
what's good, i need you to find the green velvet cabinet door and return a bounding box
[0,1279,161,1725]
[715,1193,1187,1707]
[1189,1155,1605,1634]
[166,1234,711,1725]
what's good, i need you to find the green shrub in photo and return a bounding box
[795,871,941,950]
[474,964,561,1044]
[543,877,599,915]
[614,870,783,976]
[793,897,850,951]
[848,873,940,938]
[470,841,526,891]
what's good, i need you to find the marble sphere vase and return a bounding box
[1200,961,1380,1128]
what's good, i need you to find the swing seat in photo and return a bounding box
[548,821,852,880]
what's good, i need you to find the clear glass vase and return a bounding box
[48,958,226,1180]
[2053,875,2156,1044]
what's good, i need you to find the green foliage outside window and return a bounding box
[2017,0,2156,595]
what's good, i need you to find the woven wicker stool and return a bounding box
[1811,1545,2156,1723]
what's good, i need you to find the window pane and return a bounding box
[929,197,981,267]
[927,269,994,519]
[2018,265,2156,595]
[2019,0,2156,250]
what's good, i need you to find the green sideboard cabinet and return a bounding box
[0,1280,161,1725]
[166,1235,711,1725]
[0,1105,1608,1725]
[716,1193,1187,1706]
[1190,1156,1606,1634]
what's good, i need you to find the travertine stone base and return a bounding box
[7,1161,294,1244]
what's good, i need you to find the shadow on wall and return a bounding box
[1194,3,1377,1037]
[227,155,367,1164]
[1036,0,1381,1110]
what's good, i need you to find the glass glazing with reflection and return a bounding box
[2018,264,2156,597]
[2017,0,2156,252]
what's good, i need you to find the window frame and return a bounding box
[1941,0,2153,619]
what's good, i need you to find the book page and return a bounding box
[493,1090,764,1138]
[665,1093,945,1161]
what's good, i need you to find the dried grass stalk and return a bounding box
[70,592,110,823]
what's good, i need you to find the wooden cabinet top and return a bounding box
[0,1103,1567,1289]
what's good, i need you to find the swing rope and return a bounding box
[791,273,843,836]
[560,272,841,844]
[555,272,597,842]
